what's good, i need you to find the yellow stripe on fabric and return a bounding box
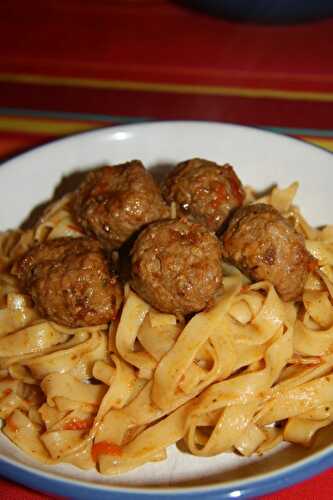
[0,117,102,135]
[303,137,333,153]
[1,73,333,102]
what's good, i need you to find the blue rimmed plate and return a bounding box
[0,121,332,498]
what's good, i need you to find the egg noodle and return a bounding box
[1,184,333,474]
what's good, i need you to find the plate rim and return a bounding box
[0,120,332,173]
[1,442,333,498]
[0,120,333,498]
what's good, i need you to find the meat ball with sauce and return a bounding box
[162,158,245,232]
[221,203,314,302]
[72,160,169,250]
[131,218,223,316]
[13,237,123,327]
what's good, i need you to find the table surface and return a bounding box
[1,1,333,498]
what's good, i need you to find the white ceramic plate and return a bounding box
[0,121,332,499]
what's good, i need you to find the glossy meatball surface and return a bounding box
[221,203,313,301]
[131,218,223,315]
[72,161,169,250]
[162,158,245,232]
[13,237,123,327]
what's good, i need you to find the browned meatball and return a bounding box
[221,203,314,301]
[131,218,223,316]
[162,158,245,232]
[72,161,169,250]
[13,237,123,327]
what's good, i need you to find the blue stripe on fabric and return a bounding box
[1,109,333,138]
[262,126,333,137]
[0,107,149,124]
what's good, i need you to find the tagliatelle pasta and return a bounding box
[1,182,333,475]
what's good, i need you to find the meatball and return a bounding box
[13,237,123,327]
[72,160,169,250]
[131,218,223,316]
[221,203,313,301]
[162,158,245,232]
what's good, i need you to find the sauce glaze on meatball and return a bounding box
[221,203,313,301]
[72,160,169,251]
[13,237,123,327]
[131,218,223,316]
[162,158,245,232]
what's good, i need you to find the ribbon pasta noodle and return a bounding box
[1,182,333,475]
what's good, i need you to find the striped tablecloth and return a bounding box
[0,1,333,498]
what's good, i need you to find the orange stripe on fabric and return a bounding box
[5,57,333,86]
[1,73,333,102]
[0,116,103,135]
[301,137,333,153]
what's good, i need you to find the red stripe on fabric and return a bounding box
[0,131,55,159]
[1,2,333,93]
[0,477,62,500]
[0,82,332,129]
[0,130,54,141]
[262,469,333,500]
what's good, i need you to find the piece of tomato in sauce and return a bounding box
[91,441,123,462]
[63,418,93,431]
[6,415,18,432]
[308,258,319,273]
[67,224,84,234]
